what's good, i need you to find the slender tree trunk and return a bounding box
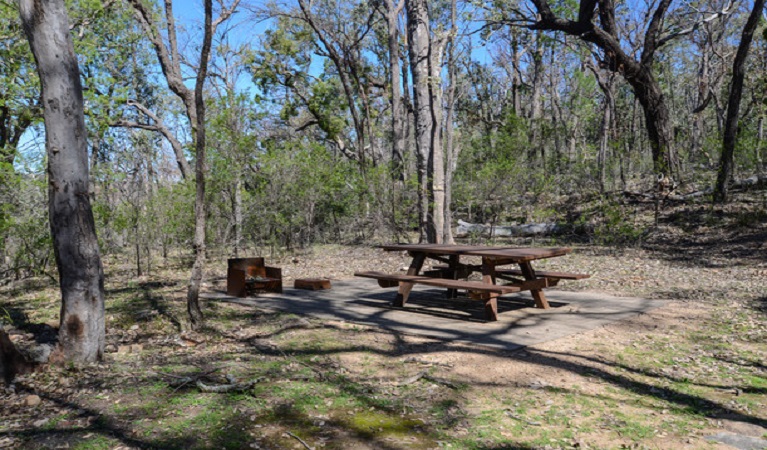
[596,75,615,193]
[385,0,406,179]
[510,30,522,117]
[429,33,445,246]
[442,0,459,244]
[528,31,544,165]
[233,175,242,257]
[714,0,766,203]
[757,115,764,167]
[186,0,215,329]
[692,49,710,163]
[20,0,105,363]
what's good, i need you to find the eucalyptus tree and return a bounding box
[714,0,766,202]
[251,0,385,168]
[19,0,105,363]
[406,0,442,242]
[207,37,261,256]
[488,0,735,183]
[128,0,241,329]
[0,2,38,169]
[373,0,406,179]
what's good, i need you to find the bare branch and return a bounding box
[115,99,191,179]
[656,1,735,48]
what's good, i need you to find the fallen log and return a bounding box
[455,220,560,238]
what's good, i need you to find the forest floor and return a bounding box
[0,198,766,449]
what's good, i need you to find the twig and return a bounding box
[505,410,542,426]
[396,370,427,386]
[286,431,312,450]
[422,374,461,390]
[394,371,460,389]
[403,356,454,368]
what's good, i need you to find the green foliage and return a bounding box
[0,170,52,277]
[244,140,368,248]
[587,200,648,246]
[452,111,529,224]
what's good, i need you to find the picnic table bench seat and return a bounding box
[354,271,520,295]
[355,270,522,320]
[432,264,589,280]
[493,268,590,280]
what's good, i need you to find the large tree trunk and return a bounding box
[428,28,445,246]
[20,0,105,363]
[406,0,437,242]
[713,0,765,203]
[627,69,678,177]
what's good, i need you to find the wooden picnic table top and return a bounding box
[378,244,572,263]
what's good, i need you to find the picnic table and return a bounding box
[355,244,589,321]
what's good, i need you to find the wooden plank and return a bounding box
[379,244,572,262]
[396,252,426,307]
[518,262,549,309]
[354,271,519,293]
[294,278,331,290]
[494,268,590,280]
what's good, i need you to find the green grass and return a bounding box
[2,245,766,450]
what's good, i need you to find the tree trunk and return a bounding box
[626,68,678,178]
[442,0,459,244]
[186,0,215,329]
[233,175,243,257]
[528,31,544,165]
[406,0,437,242]
[757,115,764,167]
[713,0,765,203]
[384,0,406,180]
[429,30,445,246]
[20,0,105,363]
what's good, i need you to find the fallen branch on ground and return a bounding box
[394,370,460,389]
[286,431,312,449]
[195,379,260,393]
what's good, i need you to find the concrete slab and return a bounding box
[202,279,666,351]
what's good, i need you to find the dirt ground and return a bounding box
[1,203,766,449]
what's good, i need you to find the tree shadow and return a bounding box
[643,207,767,268]
[107,280,183,331]
[218,304,767,431]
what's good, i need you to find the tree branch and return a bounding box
[115,100,191,179]
[656,1,734,48]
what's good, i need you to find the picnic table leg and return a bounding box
[480,259,499,321]
[518,261,550,309]
[394,252,426,307]
[446,254,459,299]
[481,294,499,321]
